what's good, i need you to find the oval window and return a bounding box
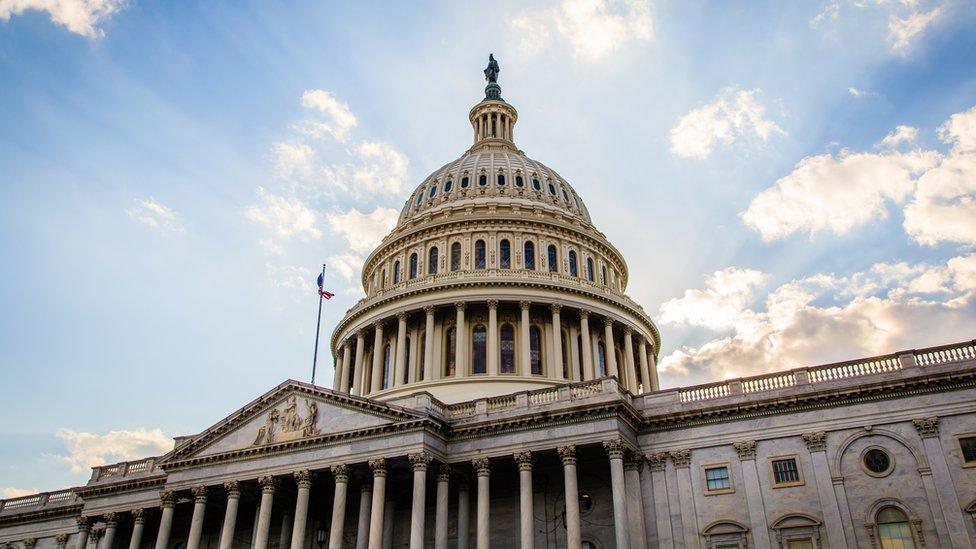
[460,176,469,188]
[444,180,453,193]
[515,176,524,187]
[864,448,892,475]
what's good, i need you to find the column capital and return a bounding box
[436,463,452,482]
[373,319,383,329]
[455,301,467,311]
[647,452,668,472]
[159,490,176,508]
[603,438,627,460]
[258,475,278,494]
[223,480,241,498]
[912,417,940,438]
[487,299,499,310]
[131,508,146,523]
[603,317,614,328]
[23,538,36,549]
[55,534,69,547]
[519,300,531,310]
[397,311,409,322]
[623,452,644,472]
[733,440,757,461]
[331,464,349,483]
[356,329,366,340]
[369,458,388,477]
[557,445,577,465]
[89,529,103,543]
[191,485,208,504]
[514,451,534,471]
[669,449,691,468]
[622,325,633,336]
[103,511,119,527]
[424,305,437,315]
[472,457,491,477]
[802,432,828,452]
[409,452,434,472]
[578,308,590,319]
[76,516,92,532]
[294,469,313,488]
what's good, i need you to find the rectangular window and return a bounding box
[705,466,731,492]
[772,458,801,485]
[787,541,814,549]
[961,436,976,464]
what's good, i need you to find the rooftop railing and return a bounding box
[89,457,157,482]
[0,489,78,514]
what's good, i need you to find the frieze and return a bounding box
[252,396,322,446]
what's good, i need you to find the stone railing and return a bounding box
[0,489,78,514]
[674,339,976,404]
[89,457,157,482]
[446,378,616,419]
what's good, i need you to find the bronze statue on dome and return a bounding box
[484,54,499,83]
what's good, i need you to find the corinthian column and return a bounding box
[218,481,241,549]
[371,321,385,392]
[328,465,349,549]
[340,343,353,393]
[519,301,532,377]
[623,455,648,549]
[638,338,651,394]
[579,310,594,380]
[472,458,491,549]
[487,300,499,375]
[128,509,146,549]
[623,327,637,393]
[155,490,176,549]
[603,319,619,379]
[102,512,119,549]
[558,447,581,549]
[434,465,451,549]
[603,440,631,549]
[551,304,564,380]
[353,330,366,395]
[76,517,91,549]
[409,452,433,549]
[290,470,313,549]
[457,478,470,549]
[254,476,277,549]
[367,459,388,549]
[355,482,372,549]
[394,313,408,387]
[514,452,534,549]
[455,302,467,377]
[424,306,436,381]
[186,486,208,549]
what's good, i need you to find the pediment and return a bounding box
[160,381,429,464]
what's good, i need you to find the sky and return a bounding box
[1,0,975,496]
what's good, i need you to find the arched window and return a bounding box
[382,344,392,389]
[428,247,439,275]
[409,253,418,279]
[403,338,411,385]
[562,330,570,379]
[524,241,536,270]
[576,335,585,381]
[547,245,558,273]
[429,184,438,198]
[548,182,557,195]
[499,239,511,269]
[568,250,578,277]
[450,242,461,271]
[416,192,424,205]
[532,178,542,191]
[444,180,453,193]
[515,175,524,187]
[393,261,401,284]
[562,188,570,202]
[472,325,487,374]
[497,173,506,185]
[445,327,456,377]
[460,176,469,189]
[601,265,608,285]
[529,326,543,375]
[479,174,488,186]
[876,507,916,548]
[597,341,607,377]
[500,324,515,373]
[475,240,486,269]
[418,332,426,381]
[586,257,594,282]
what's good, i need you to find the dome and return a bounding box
[330,57,660,404]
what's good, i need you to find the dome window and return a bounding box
[499,239,511,268]
[444,180,453,193]
[547,245,558,273]
[475,240,486,269]
[601,265,608,285]
[515,175,524,187]
[500,324,516,373]
[497,174,506,185]
[428,247,439,275]
[597,342,607,376]
[429,185,438,198]
[382,344,392,389]
[524,241,535,270]
[548,182,557,195]
[532,178,541,191]
[416,192,424,205]
[562,188,570,202]
[568,250,578,277]
[472,325,487,374]
[450,242,461,271]
[586,257,594,282]
[530,326,543,375]
[479,174,488,186]
[409,253,419,279]
[460,176,469,188]
[393,260,401,284]
[444,327,456,377]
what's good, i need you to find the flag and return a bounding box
[316,272,334,299]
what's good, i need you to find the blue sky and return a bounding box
[1,0,975,495]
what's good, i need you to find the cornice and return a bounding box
[0,504,83,527]
[448,400,643,441]
[72,476,166,499]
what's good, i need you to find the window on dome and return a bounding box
[416,192,424,205]
[500,324,515,373]
[428,247,438,275]
[547,245,558,273]
[429,184,438,198]
[409,253,418,279]
[479,174,488,186]
[601,265,607,285]
[445,327,456,377]
[444,180,453,193]
[417,333,425,381]
[532,178,541,191]
[472,325,487,374]
[597,341,607,376]
[586,257,594,282]
[460,176,469,188]
[450,242,461,271]
[548,182,557,195]
[515,175,524,187]
[530,326,543,375]
[876,507,916,549]
[568,250,578,277]
[382,344,392,390]
[562,330,570,378]
[499,239,511,269]
[497,174,506,185]
[524,241,535,270]
[393,261,401,284]
[562,188,570,202]
[403,337,411,385]
[475,240,486,269]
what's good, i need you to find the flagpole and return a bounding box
[311,263,326,385]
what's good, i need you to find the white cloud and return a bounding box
[320,141,409,201]
[669,88,785,159]
[903,148,976,246]
[0,0,126,38]
[264,263,313,292]
[294,89,358,143]
[244,187,321,240]
[273,141,316,181]
[812,1,945,53]
[54,428,171,474]
[879,125,918,148]
[659,267,769,331]
[888,6,942,51]
[658,254,976,382]
[512,0,654,61]
[125,197,186,234]
[329,253,365,282]
[938,104,976,153]
[326,207,398,255]
[848,87,874,98]
[0,487,38,498]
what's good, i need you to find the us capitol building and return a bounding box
[3,58,976,549]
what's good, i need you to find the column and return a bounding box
[623,327,637,393]
[155,491,175,549]
[603,319,619,378]
[579,310,594,380]
[394,313,408,387]
[624,456,649,549]
[558,447,582,549]
[367,459,387,549]
[733,441,771,549]
[487,300,499,375]
[333,347,344,390]
[671,449,700,549]
[802,432,847,548]
[514,452,535,549]
[370,321,385,392]
[382,499,394,549]
[128,509,146,549]
[288,470,312,549]
[434,465,451,549]
[355,482,372,549]
[89,529,102,549]
[604,440,631,549]
[647,453,674,548]
[648,351,660,390]
[455,302,466,377]
[326,465,349,549]
[409,452,433,549]
[638,338,651,394]
[254,476,277,549]
[353,330,366,396]
[457,478,471,549]
[913,417,972,547]
[473,458,491,549]
[102,513,118,549]
[551,304,564,380]
[218,481,241,549]
[424,306,436,381]
[186,486,207,549]
[340,343,353,393]
[520,301,532,376]
[278,512,293,549]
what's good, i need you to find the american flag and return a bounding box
[316,272,334,299]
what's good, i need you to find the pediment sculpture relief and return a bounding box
[252,396,321,446]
